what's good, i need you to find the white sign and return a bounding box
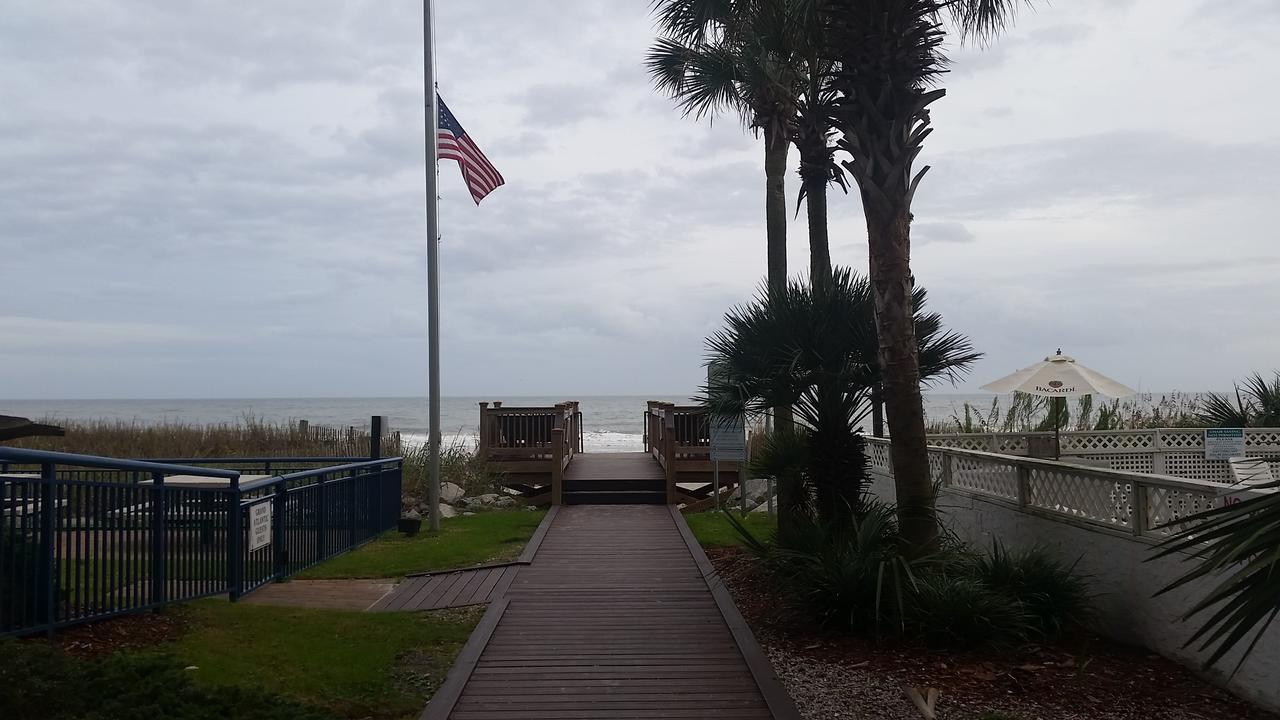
[710,417,747,462]
[249,503,273,552]
[1205,428,1245,461]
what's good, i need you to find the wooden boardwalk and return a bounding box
[425,503,798,719]
[371,565,519,612]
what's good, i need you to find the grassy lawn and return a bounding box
[685,510,776,548]
[170,601,478,719]
[299,509,545,579]
[0,602,477,720]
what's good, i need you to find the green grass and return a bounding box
[1,633,338,720]
[685,510,776,548]
[299,510,545,579]
[170,601,479,719]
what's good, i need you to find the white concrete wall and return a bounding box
[867,471,1280,713]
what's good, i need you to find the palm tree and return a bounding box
[1154,481,1280,674]
[702,267,981,524]
[647,0,846,285]
[820,0,1030,550]
[647,0,799,297]
[1198,372,1280,428]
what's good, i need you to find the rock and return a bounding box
[440,482,465,504]
[438,503,458,519]
[468,493,501,507]
[462,511,476,516]
[493,496,517,509]
[750,500,773,513]
[402,507,421,520]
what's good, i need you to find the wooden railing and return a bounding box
[645,401,737,505]
[477,401,579,505]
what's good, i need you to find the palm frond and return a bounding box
[1151,484,1280,673]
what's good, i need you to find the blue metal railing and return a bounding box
[0,448,401,636]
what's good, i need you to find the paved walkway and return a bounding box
[425,504,798,719]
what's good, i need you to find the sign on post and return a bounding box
[710,417,746,462]
[1205,428,1245,461]
[249,502,273,552]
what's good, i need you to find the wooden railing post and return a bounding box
[1151,429,1166,475]
[477,403,490,461]
[1016,464,1030,508]
[554,404,568,462]
[1130,480,1148,536]
[663,405,677,505]
[551,428,565,506]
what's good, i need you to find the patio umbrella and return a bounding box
[979,350,1136,459]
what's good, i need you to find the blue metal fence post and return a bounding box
[272,482,287,581]
[39,462,56,636]
[228,474,242,601]
[150,471,167,607]
[316,475,327,561]
[348,469,357,548]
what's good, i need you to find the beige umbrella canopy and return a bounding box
[980,350,1136,457]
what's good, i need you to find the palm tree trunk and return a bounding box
[764,133,793,435]
[864,203,937,551]
[803,172,830,281]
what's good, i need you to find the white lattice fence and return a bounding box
[924,428,1280,484]
[1144,484,1220,538]
[1027,467,1132,530]
[947,453,1021,501]
[867,438,1262,538]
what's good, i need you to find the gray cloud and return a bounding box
[913,222,976,245]
[1,0,1277,400]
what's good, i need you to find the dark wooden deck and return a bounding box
[371,565,519,611]
[424,504,799,719]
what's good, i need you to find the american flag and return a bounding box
[437,94,504,205]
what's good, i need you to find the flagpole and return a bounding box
[423,0,442,534]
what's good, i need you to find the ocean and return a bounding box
[0,394,1004,452]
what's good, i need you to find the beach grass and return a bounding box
[298,509,545,579]
[685,510,776,548]
[7,416,396,461]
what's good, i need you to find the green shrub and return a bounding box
[727,507,1093,650]
[906,573,1035,649]
[964,540,1091,639]
[729,502,926,635]
[0,641,333,720]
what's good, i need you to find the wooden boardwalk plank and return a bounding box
[421,504,800,719]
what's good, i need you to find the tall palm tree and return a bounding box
[647,0,846,285]
[820,0,1029,550]
[702,267,981,524]
[647,0,799,297]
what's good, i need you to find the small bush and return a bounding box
[964,540,1091,639]
[730,502,926,636]
[728,507,1093,650]
[906,573,1035,649]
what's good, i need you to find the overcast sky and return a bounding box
[2,0,1277,400]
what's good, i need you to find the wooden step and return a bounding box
[563,478,664,492]
[562,490,667,505]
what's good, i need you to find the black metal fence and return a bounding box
[0,448,401,636]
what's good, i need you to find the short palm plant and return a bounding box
[1198,371,1280,427]
[1153,483,1280,673]
[703,267,980,523]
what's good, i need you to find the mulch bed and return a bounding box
[708,547,1277,720]
[28,610,187,659]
